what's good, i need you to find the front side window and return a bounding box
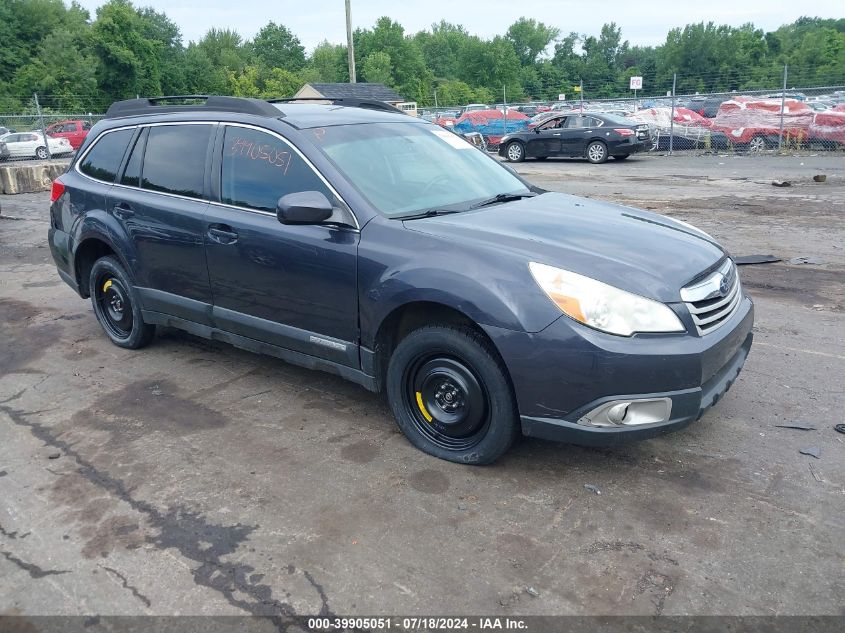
[313,122,530,217]
[142,125,211,199]
[79,129,134,183]
[221,126,332,212]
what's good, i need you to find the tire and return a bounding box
[505,141,525,163]
[748,136,767,153]
[89,256,155,349]
[586,140,608,164]
[386,325,519,465]
[35,146,48,160]
[613,154,630,160]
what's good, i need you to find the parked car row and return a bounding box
[0,119,90,161]
[0,131,74,160]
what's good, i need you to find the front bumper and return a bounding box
[485,295,754,446]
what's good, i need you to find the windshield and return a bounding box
[311,122,530,218]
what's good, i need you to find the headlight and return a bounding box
[529,262,685,336]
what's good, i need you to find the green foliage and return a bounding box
[250,22,306,71]
[0,2,843,113]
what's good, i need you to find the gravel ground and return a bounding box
[0,154,843,619]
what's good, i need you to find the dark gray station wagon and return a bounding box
[49,96,753,464]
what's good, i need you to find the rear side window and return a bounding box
[79,129,134,183]
[120,129,146,188]
[141,125,211,199]
[221,126,332,212]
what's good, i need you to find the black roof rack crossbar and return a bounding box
[105,95,284,119]
[269,97,403,114]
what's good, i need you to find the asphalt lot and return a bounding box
[0,154,843,618]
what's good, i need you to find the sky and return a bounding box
[73,0,844,50]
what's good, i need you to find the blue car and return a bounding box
[49,96,753,464]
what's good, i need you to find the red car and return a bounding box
[45,119,91,149]
[712,98,813,151]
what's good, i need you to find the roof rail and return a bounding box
[269,97,404,114]
[104,95,284,119]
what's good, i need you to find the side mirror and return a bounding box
[534,128,541,133]
[276,191,334,225]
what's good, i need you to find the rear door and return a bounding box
[560,115,594,155]
[203,124,360,366]
[107,123,215,323]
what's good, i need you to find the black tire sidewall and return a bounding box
[386,326,518,465]
[89,256,154,349]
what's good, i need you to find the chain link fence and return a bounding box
[420,83,845,155]
[2,84,845,163]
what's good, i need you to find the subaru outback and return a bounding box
[49,95,753,464]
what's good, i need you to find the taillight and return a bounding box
[614,128,635,137]
[50,178,66,203]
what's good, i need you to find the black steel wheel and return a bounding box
[403,354,491,451]
[386,325,519,464]
[89,256,155,349]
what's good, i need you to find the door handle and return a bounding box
[207,224,238,244]
[553,133,561,136]
[112,203,134,220]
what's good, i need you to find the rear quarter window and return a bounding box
[78,129,134,183]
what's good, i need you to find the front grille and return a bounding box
[681,259,742,335]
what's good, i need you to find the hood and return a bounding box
[404,192,726,302]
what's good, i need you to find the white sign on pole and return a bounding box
[558,94,566,101]
[629,76,643,90]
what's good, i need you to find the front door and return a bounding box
[107,123,215,323]
[204,124,360,367]
[527,117,564,157]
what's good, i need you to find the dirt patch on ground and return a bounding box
[70,378,230,442]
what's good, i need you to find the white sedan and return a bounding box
[0,131,73,160]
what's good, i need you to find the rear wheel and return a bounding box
[586,140,608,164]
[35,146,48,160]
[386,325,519,464]
[505,141,525,163]
[613,154,630,160]
[748,136,767,153]
[89,256,155,349]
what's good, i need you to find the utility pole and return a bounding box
[777,64,788,151]
[433,89,438,108]
[34,93,51,160]
[669,73,677,155]
[345,0,356,83]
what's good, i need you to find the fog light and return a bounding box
[577,398,672,427]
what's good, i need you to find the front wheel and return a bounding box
[35,146,48,160]
[586,141,608,164]
[505,141,525,163]
[89,256,155,349]
[386,325,519,464]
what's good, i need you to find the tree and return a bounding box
[90,0,161,100]
[308,41,347,82]
[361,51,392,84]
[506,18,560,66]
[251,22,305,71]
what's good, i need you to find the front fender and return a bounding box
[358,219,561,349]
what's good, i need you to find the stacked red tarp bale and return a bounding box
[809,104,845,148]
[712,98,814,146]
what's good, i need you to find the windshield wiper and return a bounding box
[469,191,537,209]
[394,209,463,221]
